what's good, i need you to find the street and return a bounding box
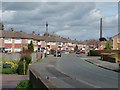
[30,54,118,88]
[55,54,118,88]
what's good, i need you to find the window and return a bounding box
[14,39,21,43]
[14,48,21,52]
[5,48,12,52]
[117,37,120,43]
[51,42,56,45]
[4,38,12,43]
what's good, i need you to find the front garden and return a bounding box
[1,55,32,75]
[88,50,120,63]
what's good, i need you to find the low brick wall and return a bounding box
[29,68,55,89]
[29,70,48,88]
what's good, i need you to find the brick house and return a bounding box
[0,29,79,53]
[112,33,120,50]
[1,30,33,52]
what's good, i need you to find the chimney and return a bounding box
[11,28,14,32]
[100,18,102,38]
[32,31,35,34]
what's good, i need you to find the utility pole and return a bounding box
[46,22,48,34]
[45,22,48,57]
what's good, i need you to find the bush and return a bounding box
[17,60,28,75]
[88,50,101,56]
[3,61,18,69]
[28,41,34,52]
[15,80,33,89]
[88,50,120,56]
[25,56,32,64]
[2,68,16,74]
[17,56,31,75]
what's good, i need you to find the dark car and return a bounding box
[54,51,61,57]
[76,50,81,54]
[76,50,86,54]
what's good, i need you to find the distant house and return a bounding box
[29,31,46,52]
[112,33,120,50]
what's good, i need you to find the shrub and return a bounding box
[3,61,18,69]
[17,56,31,75]
[25,56,32,64]
[17,60,28,75]
[28,41,34,52]
[88,50,120,56]
[74,45,78,52]
[88,50,101,56]
[2,68,16,74]
[15,80,33,89]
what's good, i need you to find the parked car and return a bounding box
[80,50,86,54]
[76,50,86,54]
[76,50,81,54]
[54,51,61,57]
[47,51,50,55]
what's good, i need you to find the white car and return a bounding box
[47,51,50,55]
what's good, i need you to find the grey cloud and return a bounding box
[2,2,118,40]
[2,2,40,11]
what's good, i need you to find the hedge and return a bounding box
[88,50,120,56]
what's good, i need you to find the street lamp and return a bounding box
[56,38,57,58]
[23,58,26,75]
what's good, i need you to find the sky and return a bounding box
[0,2,118,40]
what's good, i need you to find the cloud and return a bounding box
[2,2,118,40]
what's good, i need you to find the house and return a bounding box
[29,31,46,52]
[1,29,33,52]
[0,29,80,53]
[112,33,120,50]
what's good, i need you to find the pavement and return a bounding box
[1,74,29,89]
[78,54,119,72]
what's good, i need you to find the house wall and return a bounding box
[113,35,120,50]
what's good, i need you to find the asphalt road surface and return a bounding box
[55,54,118,88]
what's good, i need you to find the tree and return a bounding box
[2,23,4,30]
[28,41,34,52]
[0,22,4,30]
[105,41,111,50]
[74,45,78,52]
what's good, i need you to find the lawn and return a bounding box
[2,68,17,74]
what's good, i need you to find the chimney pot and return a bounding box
[32,31,35,34]
[11,28,14,31]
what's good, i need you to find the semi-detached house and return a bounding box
[0,29,79,53]
[1,30,33,52]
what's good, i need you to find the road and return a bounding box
[55,54,118,88]
[30,54,118,88]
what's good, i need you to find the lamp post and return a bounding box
[56,38,57,58]
[23,58,26,75]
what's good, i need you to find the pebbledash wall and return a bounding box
[2,53,37,62]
